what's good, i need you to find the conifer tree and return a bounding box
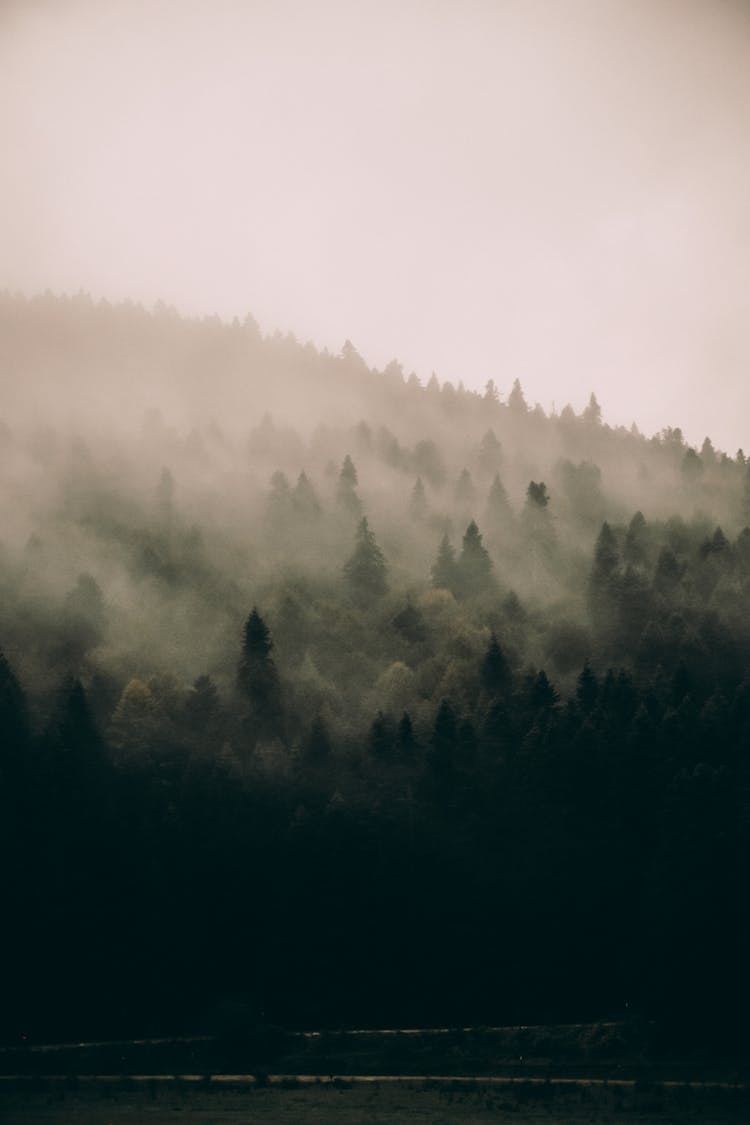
[343,517,388,598]
[477,428,501,475]
[623,511,649,568]
[576,661,599,714]
[582,392,602,425]
[454,468,476,508]
[293,471,322,518]
[336,454,361,516]
[396,711,416,755]
[480,633,511,698]
[588,522,621,633]
[237,607,283,736]
[430,698,458,776]
[456,520,494,597]
[185,675,221,732]
[430,532,459,593]
[484,472,513,537]
[508,378,528,413]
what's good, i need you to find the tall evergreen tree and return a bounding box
[336,454,361,516]
[396,711,416,755]
[484,472,513,538]
[588,522,621,640]
[508,378,528,413]
[237,608,283,737]
[477,428,502,475]
[480,633,511,698]
[293,470,322,518]
[430,698,458,777]
[454,468,476,508]
[623,510,649,568]
[456,520,494,597]
[430,532,459,593]
[343,517,388,598]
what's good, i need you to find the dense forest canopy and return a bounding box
[1,291,749,1043]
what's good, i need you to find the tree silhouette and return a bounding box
[430,532,459,593]
[480,633,511,698]
[343,517,388,598]
[456,520,494,597]
[237,607,283,737]
[336,454,361,516]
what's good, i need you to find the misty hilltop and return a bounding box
[1,289,749,703]
[2,290,750,1040]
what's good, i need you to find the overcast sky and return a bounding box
[2,0,749,451]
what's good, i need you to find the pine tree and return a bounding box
[343,517,388,598]
[237,608,283,736]
[456,520,494,597]
[336,454,361,516]
[526,480,549,509]
[477,428,502,475]
[623,511,649,568]
[653,548,682,597]
[396,711,416,755]
[588,522,621,632]
[454,468,476,508]
[483,380,500,405]
[484,473,513,538]
[185,675,221,732]
[431,532,459,593]
[430,698,457,776]
[582,392,602,425]
[576,661,599,714]
[480,633,511,698]
[508,378,528,413]
[293,471,322,518]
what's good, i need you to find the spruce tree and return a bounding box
[293,471,322,518]
[237,607,283,736]
[430,532,459,593]
[343,517,388,598]
[480,633,511,698]
[456,520,494,597]
[484,473,513,538]
[409,476,428,521]
[430,698,458,777]
[396,711,416,755]
[336,454,361,516]
[477,428,502,475]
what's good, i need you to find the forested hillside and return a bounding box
[1,292,749,1043]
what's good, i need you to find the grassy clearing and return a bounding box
[2,1080,749,1124]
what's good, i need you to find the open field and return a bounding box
[2,1079,750,1125]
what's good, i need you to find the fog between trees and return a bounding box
[2,291,750,1040]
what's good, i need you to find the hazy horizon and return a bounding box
[3,0,750,452]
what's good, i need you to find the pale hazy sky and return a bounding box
[2,0,750,451]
